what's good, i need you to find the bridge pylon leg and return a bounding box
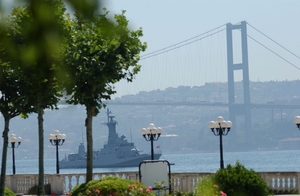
[226,21,252,150]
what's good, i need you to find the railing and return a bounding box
[5,171,300,195]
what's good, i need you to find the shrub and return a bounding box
[4,187,16,196]
[69,176,154,196]
[213,161,271,196]
[172,190,194,196]
[27,183,51,195]
[154,180,194,196]
[271,189,298,195]
[194,176,226,196]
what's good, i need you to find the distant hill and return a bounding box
[4,79,300,160]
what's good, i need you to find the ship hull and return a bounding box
[59,153,162,169]
[61,109,164,169]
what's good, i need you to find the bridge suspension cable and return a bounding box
[141,24,227,60]
[247,22,300,60]
[141,21,300,71]
[247,22,300,71]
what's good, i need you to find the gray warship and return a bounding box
[60,109,162,169]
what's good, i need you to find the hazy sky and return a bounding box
[102,0,300,98]
[2,0,300,98]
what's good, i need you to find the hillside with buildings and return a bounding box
[5,79,300,160]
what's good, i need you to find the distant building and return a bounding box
[278,138,300,150]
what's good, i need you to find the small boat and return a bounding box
[60,108,162,168]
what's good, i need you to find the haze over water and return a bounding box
[5,150,300,175]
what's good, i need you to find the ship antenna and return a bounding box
[106,108,111,123]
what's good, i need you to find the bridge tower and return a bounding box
[226,21,252,148]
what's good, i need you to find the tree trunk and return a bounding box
[85,106,94,182]
[37,99,44,196]
[0,117,10,196]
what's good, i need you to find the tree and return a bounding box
[0,1,69,195]
[0,7,37,196]
[64,9,147,182]
[18,1,69,195]
[0,65,36,196]
[0,1,107,195]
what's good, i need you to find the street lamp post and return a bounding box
[140,123,162,160]
[294,116,300,130]
[48,130,66,174]
[208,116,232,169]
[8,134,22,175]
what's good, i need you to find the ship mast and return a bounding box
[105,108,117,144]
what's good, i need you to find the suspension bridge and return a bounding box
[107,21,300,142]
[112,21,300,98]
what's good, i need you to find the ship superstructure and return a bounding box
[60,109,162,168]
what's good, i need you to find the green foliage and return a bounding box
[4,187,16,196]
[213,161,271,196]
[70,176,154,196]
[0,0,109,195]
[64,8,147,115]
[271,189,298,195]
[55,0,99,19]
[194,176,226,196]
[0,1,72,195]
[0,1,68,113]
[171,190,194,196]
[153,180,170,195]
[63,7,147,182]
